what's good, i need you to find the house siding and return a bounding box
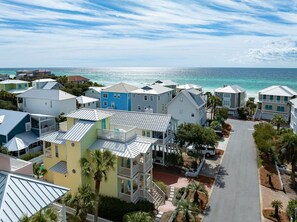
[101,92,130,111]
[7,115,30,142]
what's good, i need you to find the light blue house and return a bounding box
[100,82,139,111]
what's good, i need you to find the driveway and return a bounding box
[203,119,261,222]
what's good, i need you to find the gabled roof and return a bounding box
[132,84,173,95]
[90,136,157,158]
[154,80,178,86]
[102,82,139,93]
[0,79,28,84]
[67,75,89,82]
[0,171,69,222]
[98,109,172,132]
[167,89,206,109]
[17,89,76,100]
[76,96,99,104]
[39,131,66,144]
[177,84,202,91]
[215,85,245,94]
[86,86,106,93]
[64,108,113,121]
[0,109,29,136]
[32,78,56,83]
[63,120,95,142]
[8,87,31,94]
[42,81,61,90]
[258,85,297,97]
[290,98,297,107]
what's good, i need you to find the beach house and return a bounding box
[76,95,99,109]
[290,98,297,133]
[214,85,246,116]
[255,85,297,121]
[40,108,165,207]
[17,89,77,116]
[167,88,207,126]
[67,75,90,84]
[130,85,173,114]
[100,82,139,111]
[32,78,62,89]
[153,80,178,96]
[176,84,203,93]
[0,79,30,94]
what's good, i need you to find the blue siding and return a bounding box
[100,92,130,111]
[0,135,6,145]
[7,115,30,141]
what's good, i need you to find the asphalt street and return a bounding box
[203,119,261,222]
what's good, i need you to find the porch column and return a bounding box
[130,178,133,202]
[162,132,165,166]
[130,158,133,177]
[61,204,66,222]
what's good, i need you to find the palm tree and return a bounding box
[204,91,213,108]
[271,114,287,131]
[187,182,208,208]
[271,200,283,218]
[22,207,59,222]
[279,132,297,187]
[123,211,153,222]
[246,97,256,118]
[80,149,117,222]
[209,95,222,120]
[174,200,200,222]
[19,215,30,222]
[64,184,96,222]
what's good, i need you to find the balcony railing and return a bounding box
[119,189,141,203]
[259,98,287,104]
[118,164,140,178]
[139,159,153,173]
[98,126,137,142]
[155,134,173,145]
[44,146,52,158]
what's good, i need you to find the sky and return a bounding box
[0,0,297,68]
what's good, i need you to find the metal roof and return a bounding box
[0,171,69,222]
[290,98,297,107]
[49,161,67,174]
[98,109,172,132]
[5,131,38,152]
[0,79,29,84]
[64,108,113,121]
[86,86,106,93]
[258,85,297,97]
[32,78,56,83]
[17,89,76,100]
[39,131,66,144]
[63,120,95,142]
[42,81,60,89]
[215,85,246,94]
[76,96,99,104]
[102,82,139,93]
[177,84,202,91]
[154,80,178,86]
[89,136,156,158]
[0,109,29,136]
[132,84,173,95]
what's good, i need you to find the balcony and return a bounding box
[259,98,287,104]
[118,189,141,203]
[118,163,140,178]
[98,125,137,142]
[139,158,153,173]
[155,133,173,145]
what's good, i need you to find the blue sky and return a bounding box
[0,0,297,67]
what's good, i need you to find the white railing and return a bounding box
[41,125,57,134]
[119,192,131,202]
[118,164,139,177]
[132,189,141,203]
[259,98,287,104]
[144,189,154,203]
[44,147,52,158]
[140,159,153,172]
[152,181,165,204]
[98,127,137,142]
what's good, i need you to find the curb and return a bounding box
[258,168,265,222]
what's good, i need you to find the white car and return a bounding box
[187,144,216,157]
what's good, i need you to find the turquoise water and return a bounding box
[1,67,297,98]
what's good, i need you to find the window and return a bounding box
[113,94,116,98]
[223,100,230,107]
[137,105,141,110]
[50,101,52,108]
[102,119,106,129]
[277,106,285,112]
[44,141,52,158]
[191,113,195,117]
[263,95,266,100]
[150,96,153,101]
[144,95,148,100]
[55,145,59,158]
[270,95,273,101]
[25,122,31,132]
[71,142,75,147]
[146,131,150,137]
[277,96,280,101]
[142,130,145,136]
[103,93,108,98]
[284,97,288,102]
[158,96,160,100]
[117,94,120,98]
[265,105,273,110]
[111,102,115,108]
[103,101,107,106]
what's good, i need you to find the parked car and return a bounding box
[187,144,216,157]
[214,130,224,138]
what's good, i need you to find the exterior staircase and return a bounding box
[145,181,165,208]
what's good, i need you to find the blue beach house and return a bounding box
[100,82,139,111]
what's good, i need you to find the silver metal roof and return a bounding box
[17,89,76,100]
[5,131,38,152]
[258,85,297,97]
[0,109,29,136]
[76,95,99,104]
[64,108,113,121]
[89,136,156,158]
[0,171,69,222]
[102,82,139,93]
[63,120,95,142]
[215,85,246,94]
[132,84,173,95]
[99,109,172,132]
[49,161,67,174]
[39,131,66,144]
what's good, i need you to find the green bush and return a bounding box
[153,180,168,199]
[175,187,186,200]
[286,200,297,220]
[98,196,155,222]
[21,151,42,161]
[165,153,183,166]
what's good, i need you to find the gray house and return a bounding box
[131,85,173,114]
[214,85,246,116]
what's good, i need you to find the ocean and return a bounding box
[1,67,297,98]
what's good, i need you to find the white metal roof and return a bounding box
[132,84,173,95]
[0,109,29,136]
[215,85,245,94]
[32,78,56,83]
[98,109,172,132]
[0,79,29,84]
[177,84,202,91]
[258,85,297,97]
[42,81,60,90]
[89,136,157,158]
[63,120,95,142]
[49,161,67,174]
[86,86,106,93]
[5,132,38,152]
[38,131,66,144]
[167,89,206,109]
[76,96,99,104]
[8,88,31,94]
[64,108,113,121]
[102,82,139,93]
[290,98,297,107]
[17,89,76,100]
[0,171,69,222]
[154,80,178,86]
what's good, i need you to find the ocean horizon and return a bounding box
[1,67,297,98]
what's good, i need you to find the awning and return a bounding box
[5,132,39,152]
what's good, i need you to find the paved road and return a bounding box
[203,119,261,222]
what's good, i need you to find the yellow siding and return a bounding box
[99,163,118,197]
[67,118,75,130]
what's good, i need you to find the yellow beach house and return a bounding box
[40,108,165,207]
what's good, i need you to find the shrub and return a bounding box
[21,151,42,161]
[286,200,297,220]
[153,180,168,199]
[98,196,154,222]
[165,153,183,166]
[175,187,186,201]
